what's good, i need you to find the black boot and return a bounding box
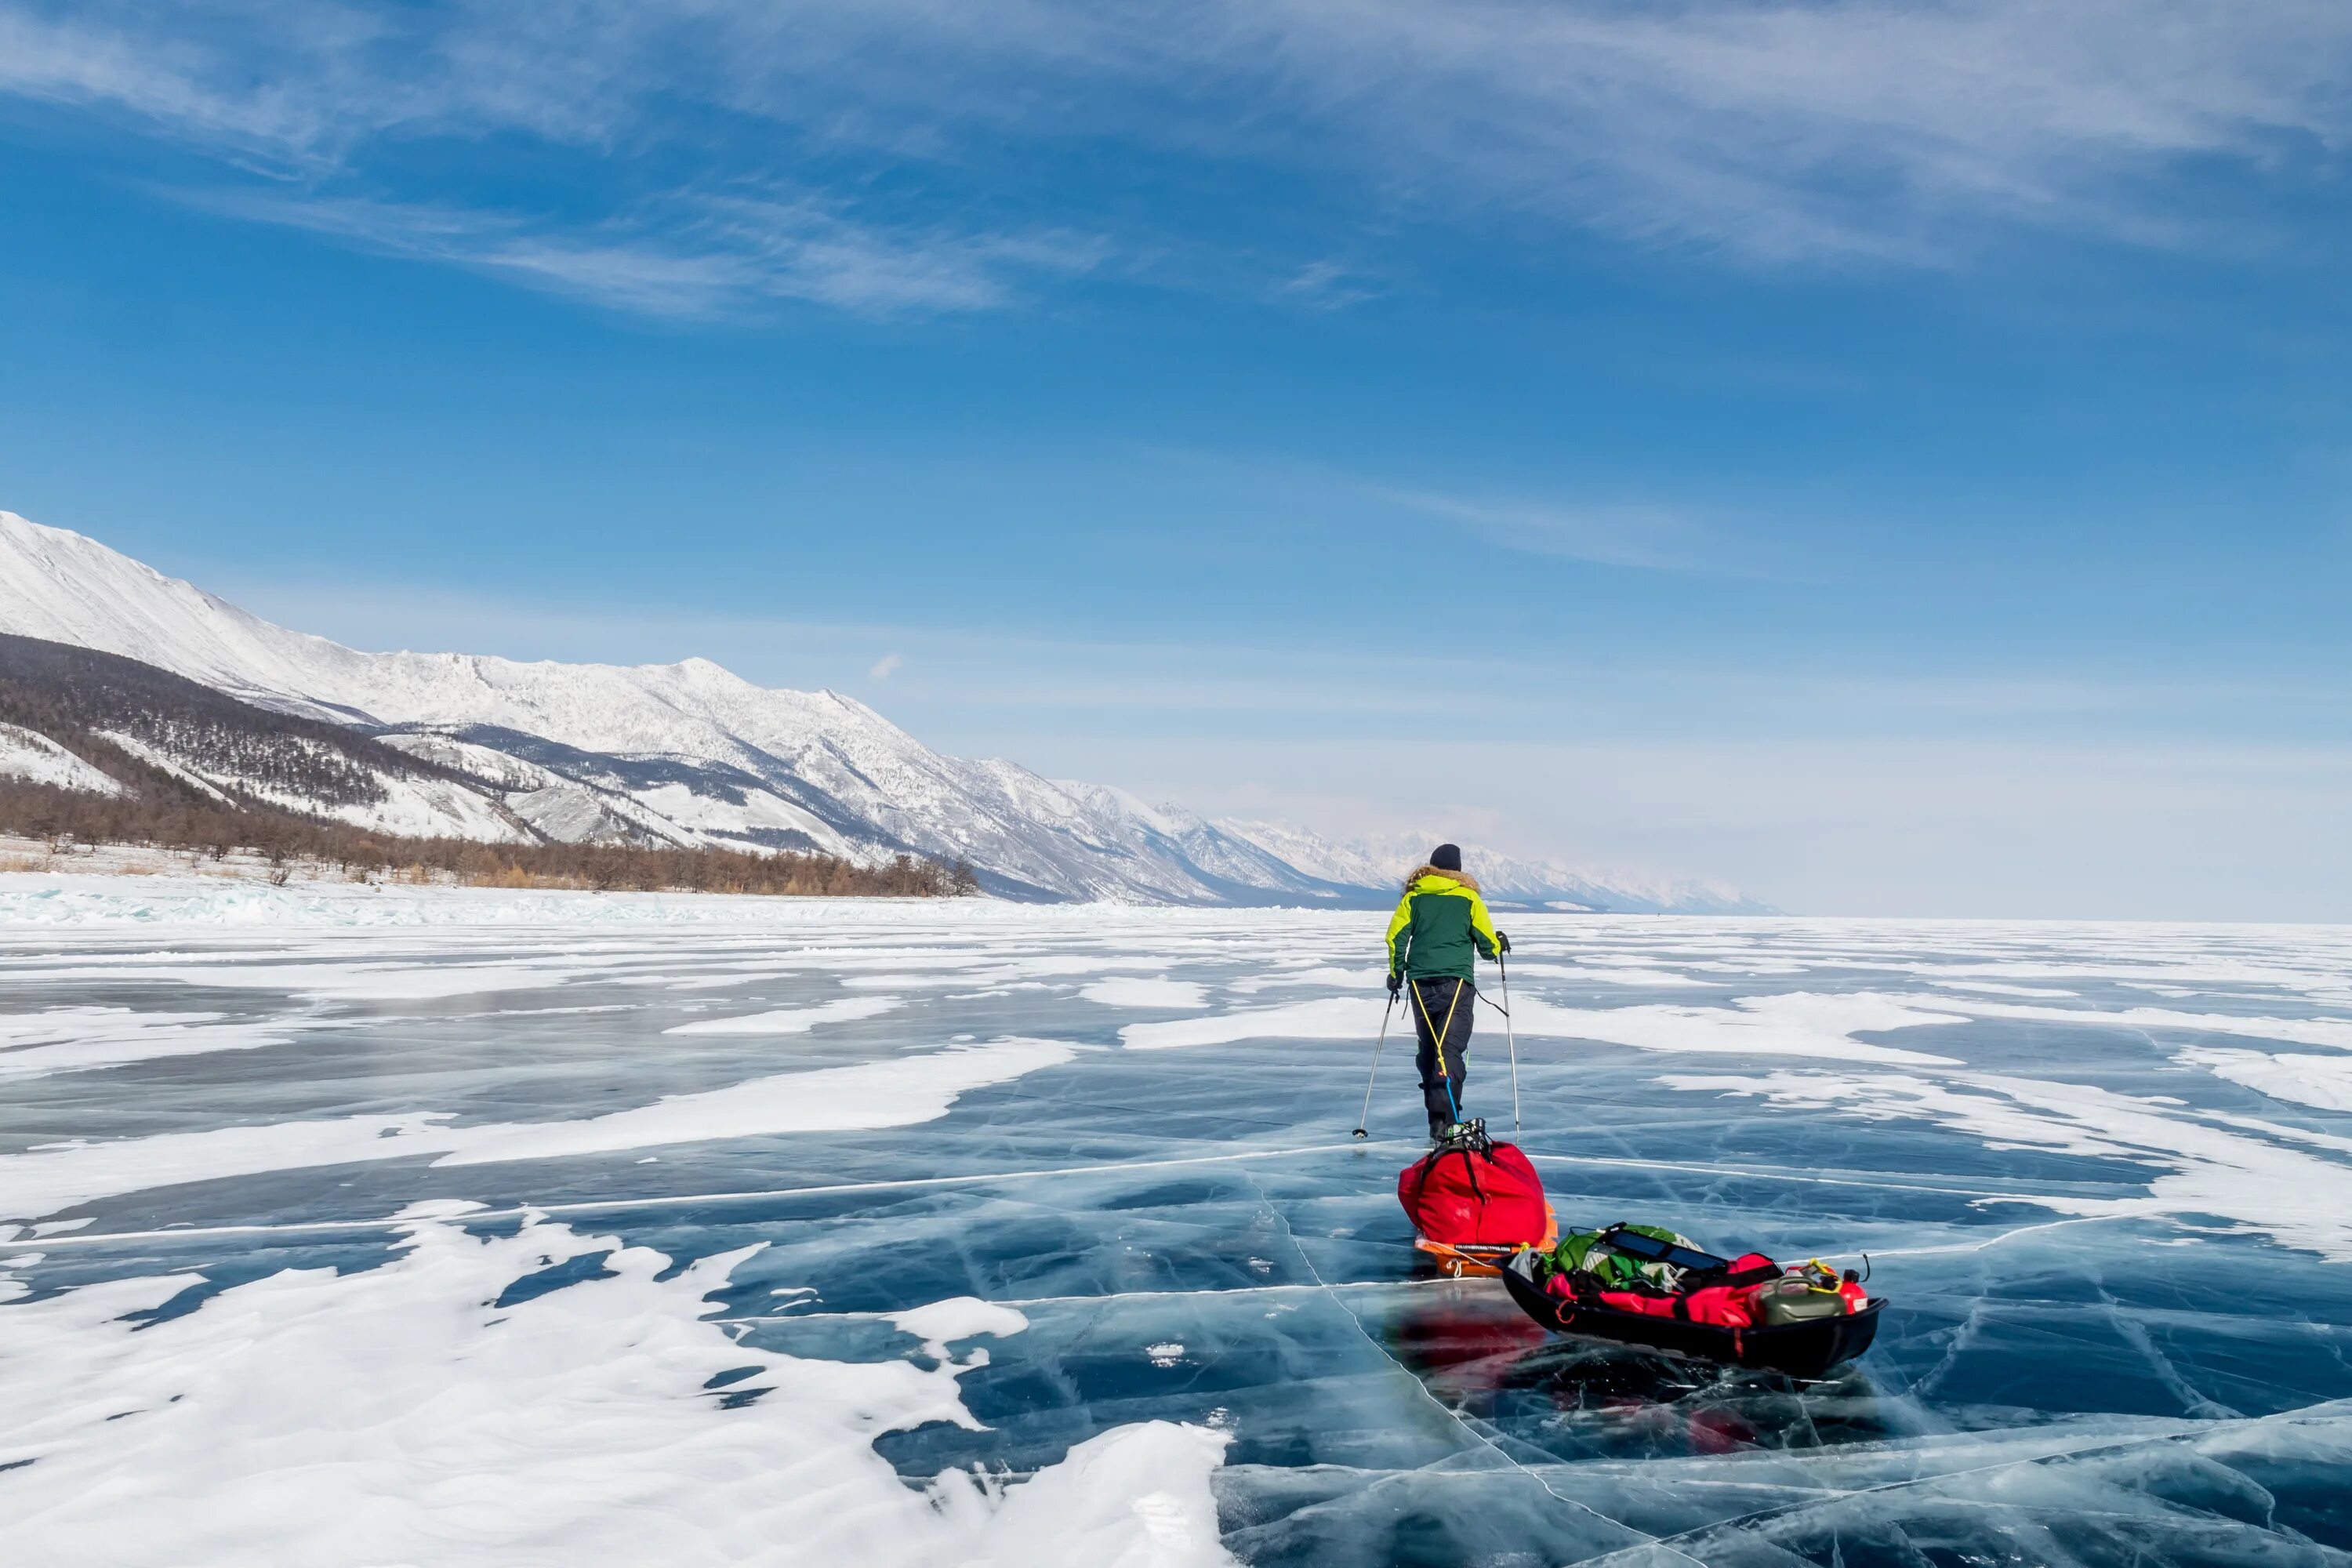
[1434,1117,1489,1152]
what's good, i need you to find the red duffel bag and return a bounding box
[1398,1140,1552,1247]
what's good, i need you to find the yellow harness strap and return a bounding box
[1410,977,1468,1079]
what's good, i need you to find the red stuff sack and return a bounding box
[1679,1284,1755,1328]
[1398,1142,1550,1247]
[1595,1283,1751,1327]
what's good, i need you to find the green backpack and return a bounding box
[1543,1225,1698,1290]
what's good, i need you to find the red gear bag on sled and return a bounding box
[1588,1284,1755,1328]
[1399,1133,1558,1276]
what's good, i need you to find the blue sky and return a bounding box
[1,1,2347,918]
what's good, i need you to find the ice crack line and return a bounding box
[1519,1150,2118,1204]
[1825,1212,2140,1263]
[1574,1399,2352,1564]
[2091,1274,2241,1422]
[712,1276,1462,1326]
[14,1141,1420,1250]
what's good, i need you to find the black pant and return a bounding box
[1408,975,1475,1129]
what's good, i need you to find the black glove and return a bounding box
[1497,931,1512,954]
[1386,971,1402,997]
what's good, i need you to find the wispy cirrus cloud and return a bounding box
[0,2,1115,318]
[1105,444,1739,573]
[1369,485,1723,572]
[4,0,2350,314]
[1249,0,2352,261]
[180,185,1108,318]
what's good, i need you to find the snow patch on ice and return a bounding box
[0,1210,1234,1566]
[1664,1068,2352,1260]
[435,1039,1076,1168]
[1511,962,1718,987]
[0,1038,1080,1218]
[2180,1047,2352,1112]
[1510,992,1966,1065]
[1913,996,2352,1051]
[887,1296,1029,1363]
[1118,996,1372,1050]
[1122,990,1963,1065]
[662,996,905,1035]
[13,958,581,1000]
[1080,976,1210,1009]
[839,971,1003,989]
[1929,980,2081,998]
[0,1007,296,1079]
[1229,966,1384,993]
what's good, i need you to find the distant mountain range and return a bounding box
[0,510,1767,911]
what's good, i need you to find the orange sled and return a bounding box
[1415,1203,1559,1277]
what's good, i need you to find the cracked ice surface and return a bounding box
[2,879,2349,1566]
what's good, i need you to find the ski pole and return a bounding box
[1352,989,1397,1139]
[1501,949,1520,1134]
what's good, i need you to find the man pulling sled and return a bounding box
[1385,842,1510,1147]
[1381,843,1554,1276]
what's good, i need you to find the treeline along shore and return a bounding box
[0,779,979,896]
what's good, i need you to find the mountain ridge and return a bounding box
[0,510,1766,911]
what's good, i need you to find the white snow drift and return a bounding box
[0,1206,1232,1568]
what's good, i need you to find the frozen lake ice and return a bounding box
[4,878,2350,1565]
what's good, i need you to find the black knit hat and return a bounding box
[1430,843,1462,872]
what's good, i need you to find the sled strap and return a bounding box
[1454,1148,1484,1201]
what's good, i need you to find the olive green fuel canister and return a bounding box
[1751,1277,1849,1327]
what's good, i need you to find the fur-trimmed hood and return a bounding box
[1403,864,1479,891]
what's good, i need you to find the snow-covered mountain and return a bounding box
[0,633,552,846]
[0,510,1764,909]
[1214,821,1771,914]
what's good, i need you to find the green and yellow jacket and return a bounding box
[1385,866,1502,984]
